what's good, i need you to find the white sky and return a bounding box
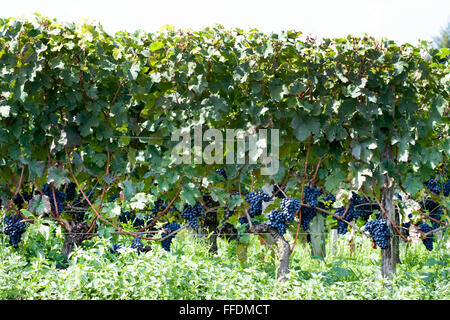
[2,0,449,45]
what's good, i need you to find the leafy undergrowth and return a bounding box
[0,220,448,299]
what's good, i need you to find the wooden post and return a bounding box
[310,214,326,258]
[380,142,398,278]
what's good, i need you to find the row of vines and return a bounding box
[0,15,448,281]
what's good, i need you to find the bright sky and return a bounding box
[2,0,450,45]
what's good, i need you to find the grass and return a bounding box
[0,219,448,299]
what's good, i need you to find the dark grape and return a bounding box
[119,211,132,224]
[215,168,227,180]
[443,181,450,197]
[280,197,300,222]
[161,222,180,251]
[110,243,122,255]
[238,216,248,225]
[131,236,144,254]
[424,178,441,195]
[364,218,390,249]
[42,183,66,215]
[303,185,323,207]
[245,190,271,218]
[181,202,205,229]
[268,210,287,235]
[418,223,434,251]
[2,215,27,248]
[13,193,32,209]
[65,182,77,202]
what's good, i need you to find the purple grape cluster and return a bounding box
[333,192,379,234]
[13,193,32,209]
[110,243,122,255]
[238,216,249,224]
[422,199,445,229]
[280,198,300,222]
[3,215,27,248]
[42,183,66,215]
[268,210,288,234]
[119,211,133,224]
[424,178,441,195]
[151,199,174,215]
[267,197,301,235]
[131,236,144,254]
[364,218,390,249]
[303,186,323,207]
[215,168,227,180]
[224,209,235,220]
[324,193,336,205]
[245,190,271,218]
[161,222,180,251]
[297,185,324,230]
[65,182,77,202]
[444,181,450,197]
[181,202,205,229]
[418,223,434,251]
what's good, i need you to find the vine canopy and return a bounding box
[0,15,448,207]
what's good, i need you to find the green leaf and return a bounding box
[150,41,165,51]
[325,169,347,192]
[403,174,422,196]
[290,114,320,142]
[47,166,70,188]
[28,194,51,216]
[269,81,285,102]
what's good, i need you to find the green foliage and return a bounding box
[0,220,448,299]
[0,16,447,205]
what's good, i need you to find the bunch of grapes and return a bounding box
[238,216,249,224]
[303,185,323,207]
[334,206,351,234]
[444,181,450,197]
[110,243,122,255]
[161,222,180,251]
[353,194,379,220]
[13,193,32,209]
[280,197,300,222]
[267,210,288,235]
[245,190,271,218]
[418,223,434,251]
[119,211,133,224]
[109,194,120,202]
[422,199,439,212]
[132,214,155,229]
[2,215,27,248]
[424,178,441,195]
[400,221,411,237]
[323,193,336,208]
[297,185,324,230]
[181,202,205,229]
[131,236,144,254]
[42,183,66,215]
[364,218,390,249]
[65,182,77,202]
[272,185,286,199]
[300,207,318,231]
[215,168,227,180]
[151,199,172,215]
[422,199,445,229]
[224,209,235,220]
